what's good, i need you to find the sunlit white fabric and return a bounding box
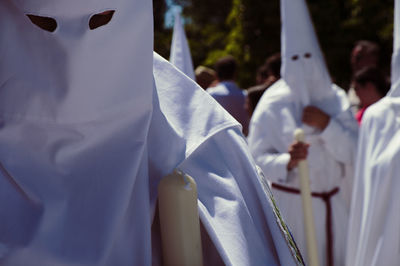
[345,98,400,266]
[248,0,359,265]
[346,0,400,265]
[248,80,358,266]
[169,11,195,80]
[150,55,302,266]
[0,0,153,264]
[1,0,153,123]
[0,0,301,264]
[281,0,339,114]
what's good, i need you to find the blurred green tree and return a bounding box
[173,0,233,69]
[155,0,394,88]
[153,0,172,59]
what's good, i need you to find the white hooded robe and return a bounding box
[248,0,358,265]
[0,0,302,265]
[345,0,400,265]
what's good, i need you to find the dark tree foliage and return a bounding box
[153,0,171,59]
[173,0,234,69]
[300,0,355,87]
[344,0,393,79]
[306,0,393,88]
[237,0,281,86]
[154,0,394,88]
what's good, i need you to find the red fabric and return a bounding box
[355,106,367,125]
[271,183,339,266]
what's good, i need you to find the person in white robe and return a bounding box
[345,1,400,265]
[169,10,195,80]
[0,0,304,265]
[247,0,358,265]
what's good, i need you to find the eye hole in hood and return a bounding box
[89,10,115,30]
[27,14,58,33]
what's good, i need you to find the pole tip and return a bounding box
[294,128,305,142]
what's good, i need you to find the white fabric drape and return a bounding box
[248,0,358,265]
[248,80,358,266]
[0,1,302,264]
[346,0,400,265]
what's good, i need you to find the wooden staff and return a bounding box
[294,128,320,266]
[158,170,203,266]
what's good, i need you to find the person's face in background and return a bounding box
[351,45,379,73]
[353,81,382,108]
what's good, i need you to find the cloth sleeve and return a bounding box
[247,111,292,183]
[179,127,301,266]
[319,97,359,166]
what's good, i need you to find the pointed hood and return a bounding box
[281,0,338,114]
[0,0,156,263]
[169,11,195,80]
[0,0,153,123]
[389,0,400,97]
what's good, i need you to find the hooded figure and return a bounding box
[169,10,195,80]
[247,0,358,265]
[345,1,400,265]
[0,0,303,265]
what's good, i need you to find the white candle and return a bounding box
[294,128,320,266]
[158,170,203,266]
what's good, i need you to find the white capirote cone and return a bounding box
[169,11,195,80]
[281,0,335,112]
